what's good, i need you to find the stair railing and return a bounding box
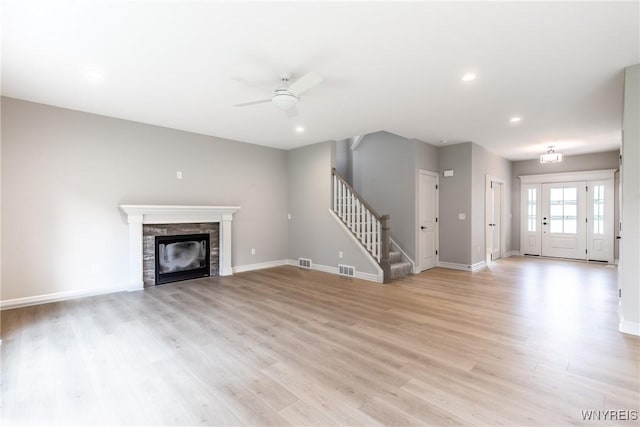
[332,168,390,282]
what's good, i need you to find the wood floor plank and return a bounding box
[1,256,638,426]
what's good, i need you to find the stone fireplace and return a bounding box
[144,225,217,286]
[119,205,240,290]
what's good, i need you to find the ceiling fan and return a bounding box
[233,72,323,117]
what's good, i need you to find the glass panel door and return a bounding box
[541,182,587,259]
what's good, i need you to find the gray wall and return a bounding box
[286,141,379,276]
[510,150,620,255]
[335,139,350,182]
[620,64,640,331]
[438,143,473,265]
[471,143,513,264]
[351,131,439,262]
[1,97,289,301]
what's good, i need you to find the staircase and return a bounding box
[332,168,412,282]
[389,246,413,280]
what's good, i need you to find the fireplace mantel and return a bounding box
[120,205,240,290]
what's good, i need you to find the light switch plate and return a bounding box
[444,169,454,177]
[458,213,466,220]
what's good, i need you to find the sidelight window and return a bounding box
[593,185,605,235]
[527,188,537,232]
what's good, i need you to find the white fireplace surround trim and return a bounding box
[119,205,240,290]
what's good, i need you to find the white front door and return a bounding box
[541,182,587,259]
[418,170,438,271]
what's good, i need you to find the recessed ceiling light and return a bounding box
[461,72,476,82]
[295,126,305,133]
[510,116,522,123]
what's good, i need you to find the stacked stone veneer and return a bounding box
[142,223,220,286]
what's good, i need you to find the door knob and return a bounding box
[421,226,426,230]
[543,222,548,225]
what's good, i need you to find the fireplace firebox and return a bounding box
[155,233,210,285]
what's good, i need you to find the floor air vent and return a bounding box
[338,264,355,277]
[298,258,312,268]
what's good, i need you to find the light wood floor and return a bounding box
[1,257,638,426]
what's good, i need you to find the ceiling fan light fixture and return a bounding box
[540,146,563,163]
[272,91,298,110]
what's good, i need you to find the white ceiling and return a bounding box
[2,1,638,160]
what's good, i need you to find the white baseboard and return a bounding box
[438,262,472,271]
[0,285,129,311]
[287,259,383,284]
[619,319,640,336]
[471,260,487,271]
[438,261,487,272]
[232,259,289,274]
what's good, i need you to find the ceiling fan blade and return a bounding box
[288,72,323,96]
[233,99,272,107]
[231,77,273,93]
[286,106,299,118]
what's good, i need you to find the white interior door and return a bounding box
[541,182,587,259]
[418,170,438,271]
[490,182,502,260]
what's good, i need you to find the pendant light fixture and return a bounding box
[540,146,563,163]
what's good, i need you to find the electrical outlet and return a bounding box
[251,248,256,255]
[339,251,343,258]
[176,171,183,179]
[287,213,292,220]
[458,213,466,220]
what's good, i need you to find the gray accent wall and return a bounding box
[438,143,473,265]
[351,131,439,262]
[510,150,620,256]
[471,143,513,264]
[286,141,380,276]
[1,97,289,301]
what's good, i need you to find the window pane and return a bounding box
[550,205,563,217]
[550,188,563,202]
[564,187,577,202]
[564,204,577,218]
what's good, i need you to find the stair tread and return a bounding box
[390,261,412,268]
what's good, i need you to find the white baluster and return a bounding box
[366,211,372,252]
[333,175,338,212]
[376,220,381,262]
[351,192,356,233]
[340,181,345,221]
[356,200,361,241]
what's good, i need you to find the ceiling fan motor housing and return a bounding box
[272,89,298,110]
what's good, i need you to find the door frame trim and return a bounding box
[520,169,616,184]
[415,169,439,273]
[485,174,505,263]
[518,169,617,262]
